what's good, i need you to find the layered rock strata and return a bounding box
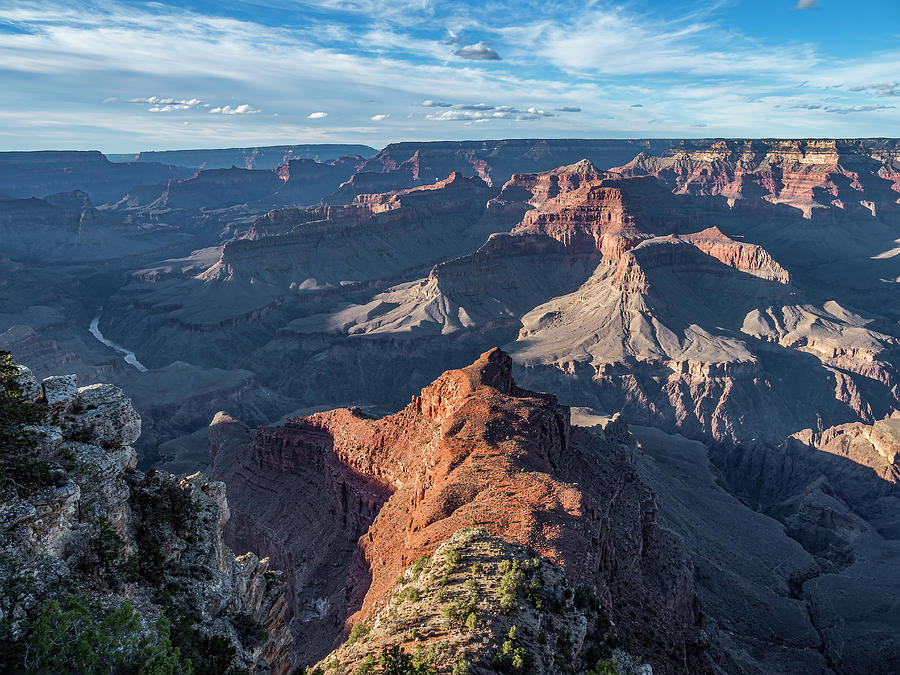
[215,349,709,673]
[0,364,292,673]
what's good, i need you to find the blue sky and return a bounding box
[1,0,898,152]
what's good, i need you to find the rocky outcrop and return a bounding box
[216,349,709,673]
[678,226,791,283]
[116,167,282,212]
[317,528,651,674]
[792,413,900,486]
[0,363,292,673]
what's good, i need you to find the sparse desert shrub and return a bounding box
[377,644,437,675]
[399,586,420,603]
[497,560,526,613]
[0,352,56,494]
[355,655,376,674]
[346,621,370,646]
[451,654,469,675]
[410,556,430,576]
[444,546,462,570]
[494,625,528,674]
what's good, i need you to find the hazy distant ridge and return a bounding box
[108,144,378,169]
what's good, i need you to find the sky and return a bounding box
[1,0,899,153]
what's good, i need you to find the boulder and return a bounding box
[42,374,77,406]
[72,383,141,448]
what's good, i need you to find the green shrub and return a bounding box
[444,547,461,569]
[377,644,437,675]
[157,595,236,675]
[399,586,420,603]
[494,625,528,674]
[410,556,430,576]
[355,655,376,674]
[25,594,181,674]
[91,516,124,577]
[497,560,525,613]
[588,658,619,675]
[346,621,370,646]
[0,352,55,494]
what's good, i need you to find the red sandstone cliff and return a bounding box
[213,349,709,673]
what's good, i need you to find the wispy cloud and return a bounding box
[308,111,328,119]
[371,113,389,120]
[0,0,898,150]
[443,30,466,46]
[795,0,819,9]
[824,104,896,114]
[848,82,900,97]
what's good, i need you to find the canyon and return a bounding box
[1,138,899,673]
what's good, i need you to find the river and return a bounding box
[88,315,149,372]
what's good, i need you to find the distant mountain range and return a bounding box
[106,143,377,169]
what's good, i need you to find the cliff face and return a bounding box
[215,349,709,674]
[0,191,112,260]
[0,361,292,673]
[116,144,376,170]
[615,139,900,220]
[0,150,191,204]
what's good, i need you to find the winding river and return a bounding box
[89,315,148,372]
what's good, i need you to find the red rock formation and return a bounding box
[216,349,709,673]
[614,139,900,220]
[677,227,791,283]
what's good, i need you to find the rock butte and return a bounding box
[214,348,708,673]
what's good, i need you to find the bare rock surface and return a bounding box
[215,349,710,673]
[0,361,292,673]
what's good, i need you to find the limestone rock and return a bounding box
[15,364,41,402]
[71,383,141,448]
[0,362,292,674]
[41,373,77,406]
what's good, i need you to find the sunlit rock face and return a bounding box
[214,349,709,674]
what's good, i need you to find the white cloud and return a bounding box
[420,100,555,121]
[1,0,899,148]
[371,113,389,120]
[454,42,501,61]
[308,111,328,119]
[795,0,819,8]
[848,82,900,97]
[130,96,205,112]
[208,104,259,115]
